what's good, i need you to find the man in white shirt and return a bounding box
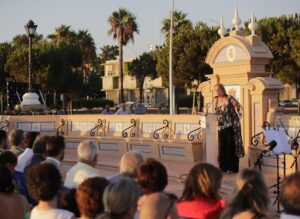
[280,172,300,219]
[64,140,100,188]
[108,150,144,183]
[115,103,130,115]
[44,135,67,180]
[15,131,39,172]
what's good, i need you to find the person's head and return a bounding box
[46,135,65,161]
[26,163,61,202]
[0,151,17,173]
[76,177,109,218]
[105,105,110,111]
[59,188,80,217]
[180,162,222,201]
[32,135,49,156]
[121,103,126,110]
[0,165,15,194]
[0,130,8,149]
[120,151,144,176]
[221,169,270,219]
[8,129,24,147]
[139,192,178,219]
[137,158,168,195]
[280,172,300,215]
[215,84,227,97]
[77,140,99,167]
[23,131,40,149]
[99,177,140,219]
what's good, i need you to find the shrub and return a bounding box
[73,99,114,109]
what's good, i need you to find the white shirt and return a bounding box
[280,214,300,219]
[64,162,100,188]
[30,207,74,219]
[44,157,61,169]
[115,109,130,115]
[15,148,33,172]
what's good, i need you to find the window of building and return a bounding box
[107,65,113,76]
[113,77,119,89]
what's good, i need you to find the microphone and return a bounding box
[268,140,277,151]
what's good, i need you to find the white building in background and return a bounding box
[101,59,167,106]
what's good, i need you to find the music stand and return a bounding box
[262,127,290,213]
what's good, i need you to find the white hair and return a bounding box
[120,151,144,174]
[77,140,99,162]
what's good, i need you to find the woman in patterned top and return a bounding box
[214,84,244,173]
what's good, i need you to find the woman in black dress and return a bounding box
[214,84,244,173]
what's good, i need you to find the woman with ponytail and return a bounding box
[221,169,274,219]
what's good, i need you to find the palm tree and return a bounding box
[161,10,192,36]
[76,30,96,84]
[108,8,139,103]
[48,25,75,43]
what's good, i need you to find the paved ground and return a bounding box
[62,153,278,200]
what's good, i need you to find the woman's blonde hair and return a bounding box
[221,169,272,219]
[215,84,228,97]
[179,162,222,201]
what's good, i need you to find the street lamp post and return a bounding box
[21,20,41,111]
[24,20,37,92]
[169,0,175,115]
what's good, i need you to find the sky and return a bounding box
[0,0,299,58]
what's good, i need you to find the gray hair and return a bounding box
[8,129,24,146]
[103,177,140,216]
[77,140,99,162]
[120,151,144,174]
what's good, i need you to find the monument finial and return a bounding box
[218,16,226,38]
[248,10,258,36]
[232,4,241,30]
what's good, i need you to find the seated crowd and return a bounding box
[0,128,300,219]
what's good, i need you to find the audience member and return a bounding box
[137,158,168,210]
[139,192,178,219]
[44,135,67,180]
[15,131,40,172]
[0,130,8,153]
[102,105,113,115]
[76,177,109,219]
[221,168,273,219]
[0,165,30,219]
[176,162,225,219]
[26,163,75,219]
[59,188,80,218]
[24,135,49,176]
[8,129,24,157]
[0,150,17,173]
[64,140,100,188]
[0,149,33,204]
[115,103,130,115]
[97,177,140,219]
[108,150,144,182]
[280,171,300,218]
[134,99,146,114]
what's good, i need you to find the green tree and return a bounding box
[108,8,139,103]
[97,45,119,76]
[99,45,119,63]
[156,22,218,88]
[255,14,300,96]
[48,25,75,44]
[76,29,96,84]
[0,43,12,110]
[128,52,158,101]
[161,10,192,36]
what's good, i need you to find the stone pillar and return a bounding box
[198,30,283,168]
